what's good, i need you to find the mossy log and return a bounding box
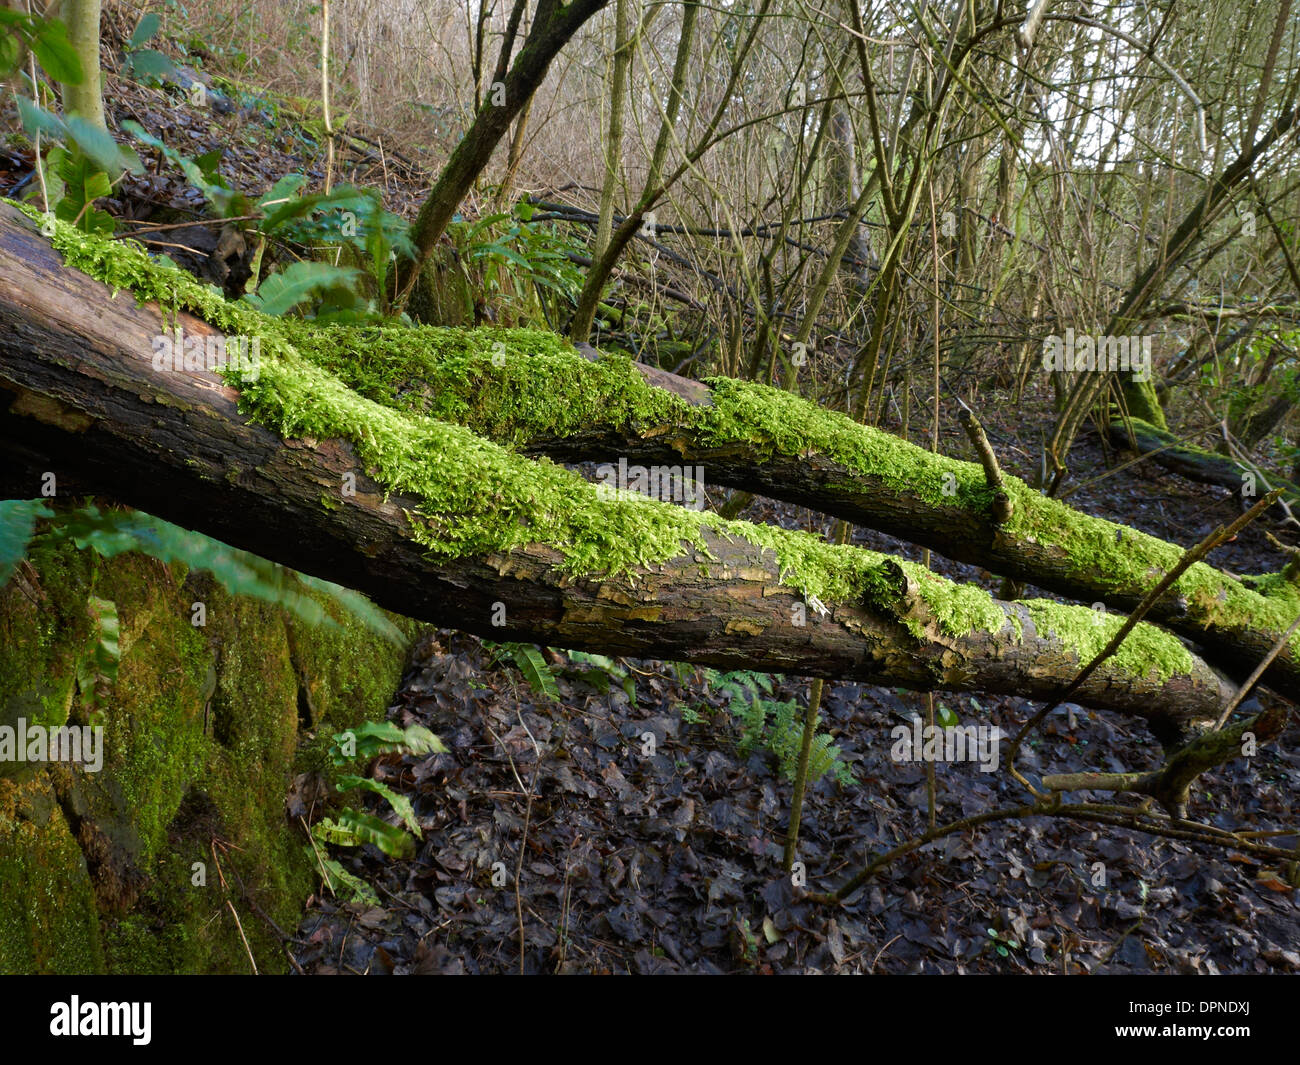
[0,203,1243,740]
[1108,416,1300,503]
[240,304,1300,705]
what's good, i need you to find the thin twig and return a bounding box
[814,795,1299,904]
[485,707,540,976]
[210,840,259,974]
[119,215,261,234]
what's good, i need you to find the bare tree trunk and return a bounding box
[592,0,630,262]
[1047,101,1300,469]
[63,0,105,130]
[568,0,699,342]
[399,0,611,314]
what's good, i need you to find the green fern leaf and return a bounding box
[507,644,560,701]
[335,775,421,837]
[319,808,416,858]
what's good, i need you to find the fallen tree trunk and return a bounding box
[1108,416,1300,507]
[0,203,1236,741]
[252,294,1300,703]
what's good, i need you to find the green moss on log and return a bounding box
[1024,600,1194,681]
[13,202,1260,687]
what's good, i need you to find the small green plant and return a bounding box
[74,595,120,727]
[250,177,414,317]
[486,641,561,701]
[4,8,150,237]
[119,12,176,85]
[43,146,115,235]
[122,119,243,218]
[0,9,81,86]
[730,912,761,968]
[482,642,639,707]
[311,721,447,868]
[985,927,1020,958]
[446,200,586,326]
[121,123,413,319]
[16,97,143,235]
[695,669,856,787]
[565,650,636,705]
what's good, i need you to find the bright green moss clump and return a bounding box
[240,354,715,575]
[697,379,996,509]
[1002,480,1185,593]
[897,561,1016,639]
[280,321,686,446]
[1024,600,1195,681]
[280,323,998,512]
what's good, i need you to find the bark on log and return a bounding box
[0,203,1235,740]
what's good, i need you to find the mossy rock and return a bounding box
[0,774,104,974]
[0,512,420,973]
[0,537,92,741]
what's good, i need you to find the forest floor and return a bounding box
[289,427,1300,974]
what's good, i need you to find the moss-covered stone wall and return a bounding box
[0,520,417,973]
